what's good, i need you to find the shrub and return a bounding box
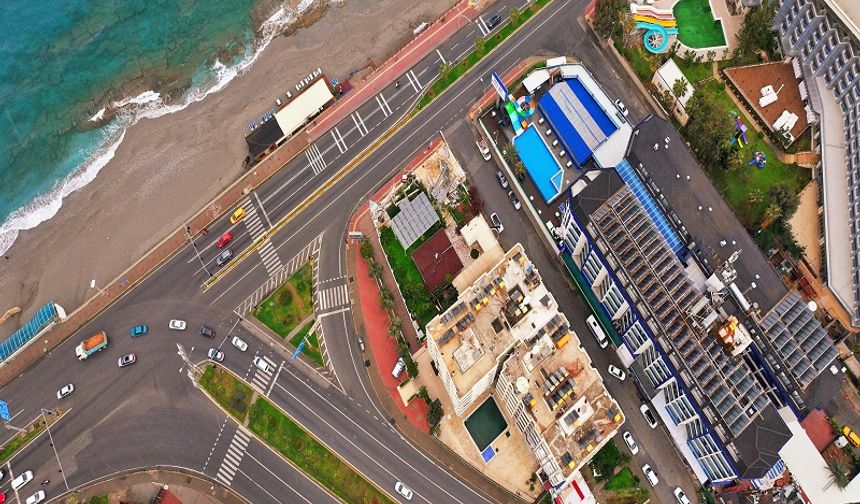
[360,238,375,261]
[427,399,444,430]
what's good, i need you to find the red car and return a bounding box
[216,232,233,248]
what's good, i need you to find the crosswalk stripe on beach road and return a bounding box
[215,427,250,486]
[251,354,277,390]
[238,197,282,275]
[317,283,350,311]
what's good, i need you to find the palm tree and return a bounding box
[474,35,487,55]
[502,142,518,167]
[672,78,688,101]
[826,460,851,489]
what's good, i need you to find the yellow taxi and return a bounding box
[230,207,246,224]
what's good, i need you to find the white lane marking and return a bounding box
[378,92,393,116]
[409,70,422,90]
[406,71,420,94]
[374,95,389,118]
[436,48,447,65]
[476,17,488,36]
[254,191,273,229]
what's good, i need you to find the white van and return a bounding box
[392,358,406,378]
[586,315,609,349]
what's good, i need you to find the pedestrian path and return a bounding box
[238,197,282,276]
[215,427,250,486]
[316,283,350,311]
[251,354,277,391]
[234,233,323,317]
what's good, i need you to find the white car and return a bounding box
[232,336,248,352]
[673,487,692,504]
[622,431,639,455]
[476,138,492,161]
[394,481,413,500]
[26,491,46,504]
[253,356,273,373]
[169,319,187,331]
[490,212,504,233]
[641,464,659,486]
[614,99,629,117]
[640,403,658,428]
[207,348,225,362]
[607,364,626,381]
[56,383,75,400]
[12,470,33,490]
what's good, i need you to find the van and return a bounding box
[586,315,609,349]
[392,358,406,378]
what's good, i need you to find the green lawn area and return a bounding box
[675,60,713,85]
[87,496,109,504]
[0,418,46,465]
[254,263,314,337]
[200,365,254,422]
[673,0,726,48]
[379,221,445,326]
[614,40,660,82]
[289,320,325,368]
[605,467,637,491]
[248,399,395,504]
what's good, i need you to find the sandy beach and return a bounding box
[0,0,455,337]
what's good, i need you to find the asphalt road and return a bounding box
[0,0,699,503]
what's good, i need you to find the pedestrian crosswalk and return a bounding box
[317,283,350,311]
[305,143,327,175]
[216,427,250,486]
[251,354,277,391]
[238,197,282,275]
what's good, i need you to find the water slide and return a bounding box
[635,22,679,53]
[631,4,675,19]
[632,14,677,27]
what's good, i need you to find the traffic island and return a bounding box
[199,365,395,504]
[0,411,60,465]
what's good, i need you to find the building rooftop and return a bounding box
[826,0,860,41]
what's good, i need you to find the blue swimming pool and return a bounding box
[514,126,564,203]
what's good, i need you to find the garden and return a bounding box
[254,262,314,337]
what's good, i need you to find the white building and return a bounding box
[652,58,694,124]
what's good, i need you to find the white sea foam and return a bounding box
[0,0,328,256]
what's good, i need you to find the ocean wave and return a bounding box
[0,0,329,256]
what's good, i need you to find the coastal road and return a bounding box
[0,0,694,502]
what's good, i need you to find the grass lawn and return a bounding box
[605,467,637,491]
[379,221,445,326]
[200,365,254,422]
[254,263,314,337]
[0,418,47,465]
[87,497,109,504]
[289,320,325,368]
[673,0,726,48]
[614,40,661,83]
[248,399,395,504]
[675,60,713,85]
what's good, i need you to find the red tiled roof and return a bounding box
[801,408,835,453]
[411,229,463,291]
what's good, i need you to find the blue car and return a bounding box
[130,324,148,337]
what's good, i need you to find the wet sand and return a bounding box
[0,0,455,336]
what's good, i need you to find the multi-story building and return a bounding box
[425,244,623,492]
[774,0,860,326]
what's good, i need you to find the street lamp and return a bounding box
[185,225,213,277]
[41,409,69,490]
[89,279,105,296]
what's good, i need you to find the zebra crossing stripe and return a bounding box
[409,70,422,91]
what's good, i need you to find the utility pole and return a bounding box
[185,226,212,277]
[41,409,69,490]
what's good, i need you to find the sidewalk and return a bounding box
[58,468,245,504]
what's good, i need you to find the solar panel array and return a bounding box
[0,301,58,361]
[390,192,440,250]
[615,159,683,254]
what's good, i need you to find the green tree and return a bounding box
[380,286,394,311]
[593,0,628,39]
[671,78,688,101]
[368,261,384,280]
[826,460,851,489]
[735,0,778,60]
[360,238,374,261]
[438,62,452,81]
[509,6,522,26]
[684,91,733,168]
[427,399,444,430]
[502,141,519,167]
[768,182,799,220]
[474,35,487,55]
[590,440,628,481]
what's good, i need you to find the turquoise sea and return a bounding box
[0,0,318,254]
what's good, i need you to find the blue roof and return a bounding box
[615,159,684,254]
[0,302,58,361]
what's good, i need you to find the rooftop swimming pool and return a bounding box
[514,126,564,203]
[464,397,508,460]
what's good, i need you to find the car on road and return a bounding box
[394,481,413,500]
[12,471,33,490]
[253,356,273,373]
[25,491,45,504]
[199,325,215,338]
[118,353,137,368]
[216,231,233,248]
[843,426,860,447]
[614,99,628,117]
[507,191,521,210]
[476,138,492,161]
[607,364,626,381]
[640,403,658,428]
[486,13,502,30]
[230,207,246,224]
[641,464,659,486]
[130,324,148,337]
[622,431,639,455]
[490,212,504,233]
[0,491,5,504]
[169,319,187,331]
[216,249,232,267]
[232,336,248,352]
[673,487,692,504]
[56,384,75,400]
[207,348,224,362]
[496,170,509,189]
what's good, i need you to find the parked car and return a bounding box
[199,325,215,338]
[844,426,860,447]
[216,231,233,248]
[207,348,225,362]
[640,403,658,428]
[622,431,639,455]
[392,358,406,378]
[486,13,502,29]
[490,213,504,233]
[507,191,521,210]
[641,464,659,486]
[56,384,75,400]
[118,353,137,368]
[394,482,413,500]
[673,487,692,504]
[476,138,492,161]
[230,207,246,224]
[496,170,509,189]
[216,249,232,267]
[169,319,187,331]
[130,324,148,337]
[614,99,629,117]
[253,356,273,373]
[231,336,248,352]
[607,364,626,381]
[25,491,45,504]
[12,471,32,491]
